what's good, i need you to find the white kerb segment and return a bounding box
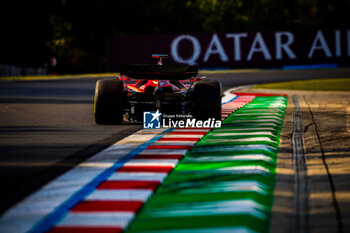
[56,212,134,228]
[222,90,237,104]
[108,172,168,182]
[116,134,156,144]
[123,159,179,167]
[85,190,153,202]
[151,141,196,146]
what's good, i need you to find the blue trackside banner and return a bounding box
[107,29,350,71]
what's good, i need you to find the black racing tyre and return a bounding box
[94,79,123,124]
[193,79,222,121]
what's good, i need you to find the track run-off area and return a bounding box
[0,91,287,233]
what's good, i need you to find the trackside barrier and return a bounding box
[0,64,48,77]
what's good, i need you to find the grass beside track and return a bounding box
[253,78,350,91]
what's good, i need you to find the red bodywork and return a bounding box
[118,76,192,93]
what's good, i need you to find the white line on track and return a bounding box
[222,88,238,104]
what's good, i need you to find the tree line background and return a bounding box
[1,0,349,74]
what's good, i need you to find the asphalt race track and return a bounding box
[0,68,350,215]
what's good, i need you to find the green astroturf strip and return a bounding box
[126,96,288,233]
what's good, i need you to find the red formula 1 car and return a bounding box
[94,55,222,124]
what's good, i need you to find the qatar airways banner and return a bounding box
[107,29,350,71]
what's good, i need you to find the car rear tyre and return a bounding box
[94,79,123,124]
[193,80,222,121]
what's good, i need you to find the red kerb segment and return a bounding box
[168,131,207,135]
[173,127,212,130]
[147,145,193,150]
[117,166,173,173]
[97,180,160,190]
[157,137,200,142]
[49,227,123,233]
[133,154,184,159]
[70,200,144,212]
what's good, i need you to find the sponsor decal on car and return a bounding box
[143,110,221,129]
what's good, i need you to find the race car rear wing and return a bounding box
[120,64,198,80]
